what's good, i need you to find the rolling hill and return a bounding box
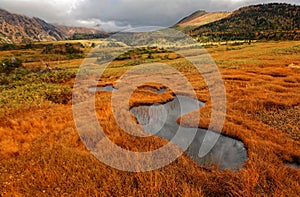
[190,3,300,41]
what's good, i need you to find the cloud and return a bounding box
[0,0,299,31]
[71,0,210,30]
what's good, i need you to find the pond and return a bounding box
[286,162,300,170]
[96,85,248,171]
[131,95,247,171]
[89,85,116,92]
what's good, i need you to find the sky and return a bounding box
[0,0,299,31]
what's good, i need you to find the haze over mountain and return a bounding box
[54,25,106,38]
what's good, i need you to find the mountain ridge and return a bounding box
[0,8,108,43]
[176,10,207,25]
[174,11,232,32]
[1,3,300,43]
[54,24,108,37]
[0,8,66,43]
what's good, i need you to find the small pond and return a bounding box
[286,162,300,170]
[98,85,248,170]
[89,85,116,92]
[131,95,247,171]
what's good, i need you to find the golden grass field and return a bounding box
[0,40,300,196]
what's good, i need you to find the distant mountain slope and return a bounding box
[175,11,232,32]
[176,10,207,25]
[54,25,107,37]
[190,3,300,41]
[0,8,67,43]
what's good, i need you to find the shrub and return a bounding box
[0,58,23,73]
[39,69,77,84]
[44,85,72,104]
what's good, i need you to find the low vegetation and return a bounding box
[0,47,77,118]
[0,40,300,196]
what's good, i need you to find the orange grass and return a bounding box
[0,41,300,196]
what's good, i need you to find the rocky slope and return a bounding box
[0,8,66,43]
[0,8,108,43]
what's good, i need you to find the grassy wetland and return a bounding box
[0,39,300,196]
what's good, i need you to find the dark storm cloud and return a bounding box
[0,0,299,31]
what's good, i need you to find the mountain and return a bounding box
[54,25,107,37]
[0,8,109,43]
[2,3,300,43]
[174,11,232,32]
[0,8,67,43]
[176,10,207,25]
[55,25,110,40]
[190,3,300,41]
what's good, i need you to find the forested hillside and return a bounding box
[190,3,300,41]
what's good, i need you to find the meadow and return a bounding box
[0,40,299,196]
